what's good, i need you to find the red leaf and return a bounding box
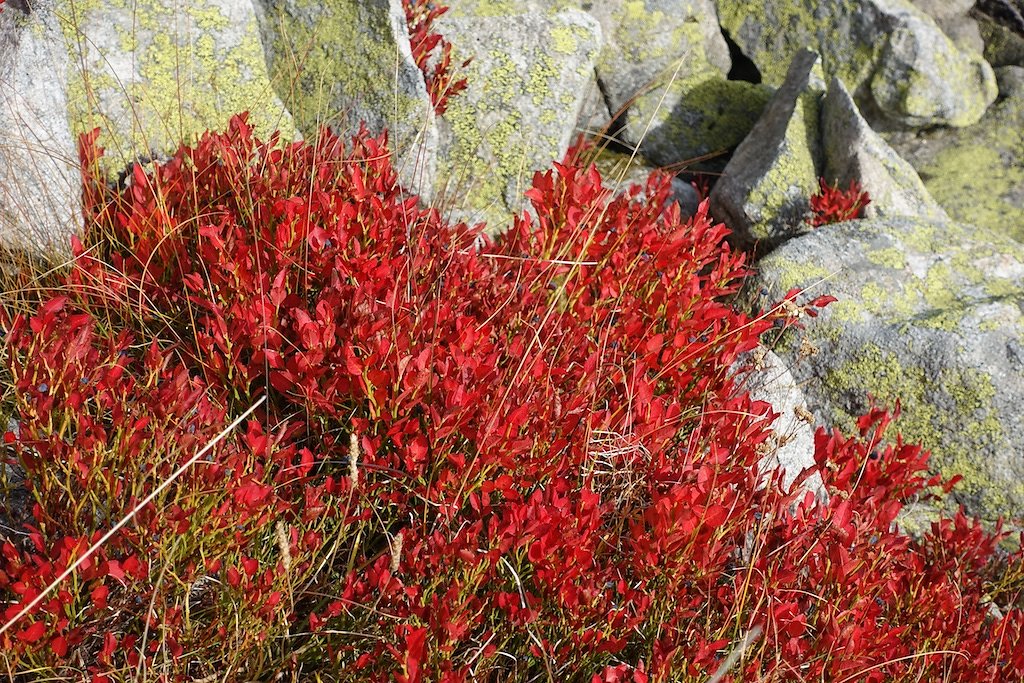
[18,620,46,644]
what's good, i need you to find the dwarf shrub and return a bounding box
[0,114,1020,681]
[809,178,872,227]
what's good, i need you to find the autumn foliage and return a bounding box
[809,178,872,227]
[0,115,1020,681]
[403,0,469,116]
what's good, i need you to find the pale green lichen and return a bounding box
[435,9,598,229]
[918,143,1024,242]
[717,0,877,92]
[744,87,822,241]
[58,0,295,177]
[821,341,1014,520]
[866,246,907,270]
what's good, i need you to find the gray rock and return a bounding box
[735,346,825,498]
[585,0,730,118]
[0,2,80,254]
[709,50,825,251]
[254,0,436,199]
[433,5,602,231]
[909,0,985,54]
[716,0,997,128]
[978,12,1024,67]
[575,73,612,137]
[883,94,1024,242]
[821,77,948,223]
[61,0,297,179]
[752,215,1024,524]
[996,65,1024,97]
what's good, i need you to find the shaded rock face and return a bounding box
[60,0,297,178]
[433,4,601,230]
[752,216,1024,524]
[821,77,948,223]
[715,0,997,128]
[0,1,80,254]
[592,1,769,170]
[254,0,437,199]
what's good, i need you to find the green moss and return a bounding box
[59,0,295,177]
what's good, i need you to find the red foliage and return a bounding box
[403,0,469,116]
[0,115,1021,681]
[809,177,871,227]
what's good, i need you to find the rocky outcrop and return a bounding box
[752,215,1024,523]
[433,3,601,229]
[0,2,80,254]
[254,0,436,198]
[884,92,1024,241]
[715,0,998,128]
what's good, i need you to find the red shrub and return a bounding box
[403,0,469,115]
[809,178,871,227]
[0,115,1021,681]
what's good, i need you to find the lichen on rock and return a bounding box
[254,0,437,199]
[753,215,1024,523]
[433,3,601,230]
[59,0,297,178]
[715,0,997,128]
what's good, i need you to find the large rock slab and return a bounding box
[883,93,1024,241]
[434,4,601,230]
[751,215,1024,524]
[254,0,436,198]
[0,2,81,254]
[60,0,297,178]
[715,0,997,128]
[709,50,824,251]
[821,77,948,223]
